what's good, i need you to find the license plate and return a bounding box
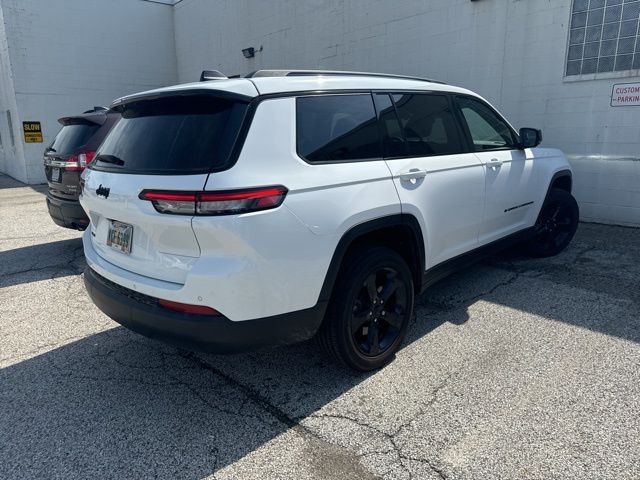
[107,220,133,254]
[51,167,61,182]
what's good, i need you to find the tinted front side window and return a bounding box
[392,94,465,156]
[456,96,516,151]
[94,95,246,173]
[49,124,99,155]
[296,94,381,162]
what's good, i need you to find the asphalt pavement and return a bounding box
[1,173,639,479]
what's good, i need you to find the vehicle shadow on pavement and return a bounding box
[1,223,638,478]
[415,222,640,345]
[0,326,383,479]
[0,238,84,288]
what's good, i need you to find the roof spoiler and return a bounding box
[58,106,110,126]
[82,106,108,114]
[200,70,227,81]
[58,116,104,126]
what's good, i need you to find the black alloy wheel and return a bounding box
[318,246,414,371]
[350,267,408,357]
[527,188,579,258]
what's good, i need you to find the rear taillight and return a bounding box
[78,151,96,168]
[139,186,288,216]
[158,299,221,316]
[64,151,96,172]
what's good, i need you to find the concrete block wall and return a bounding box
[0,3,23,183]
[0,0,637,227]
[173,0,640,226]
[569,156,640,227]
[0,0,178,184]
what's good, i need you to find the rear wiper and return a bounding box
[45,147,56,153]
[95,154,125,166]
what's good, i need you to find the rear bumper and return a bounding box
[83,266,326,353]
[46,193,89,230]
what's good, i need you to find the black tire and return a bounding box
[318,246,414,371]
[526,188,579,258]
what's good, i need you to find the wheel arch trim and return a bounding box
[537,169,573,220]
[318,214,425,303]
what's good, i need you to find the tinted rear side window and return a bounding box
[392,94,465,157]
[49,124,99,155]
[93,95,247,174]
[296,94,381,163]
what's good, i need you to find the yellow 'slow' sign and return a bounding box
[23,121,43,143]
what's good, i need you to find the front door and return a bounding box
[454,95,537,245]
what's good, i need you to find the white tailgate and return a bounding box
[80,169,207,284]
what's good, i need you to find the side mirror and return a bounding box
[519,128,542,149]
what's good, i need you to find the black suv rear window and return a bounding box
[296,94,381,163]
[93,95,247,174]
[49,124,99,155]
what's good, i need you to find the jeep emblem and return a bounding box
[96,184,110,199]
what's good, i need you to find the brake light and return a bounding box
[78,151,96,168]
[139,186,288,215]
[64,151,96,171]
[158,299,221,316]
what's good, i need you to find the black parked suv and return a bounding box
[44,107,120,230]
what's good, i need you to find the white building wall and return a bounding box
[0,2,23,182]
[173,0,640,226]
[0,0,178,184]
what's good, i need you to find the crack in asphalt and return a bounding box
[304,371,457,479]
[177,351,382,479]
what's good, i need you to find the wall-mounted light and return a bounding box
[242,45,263,59]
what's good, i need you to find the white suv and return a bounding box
[80,70,578,371]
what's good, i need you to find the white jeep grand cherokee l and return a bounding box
[80,70,578,371]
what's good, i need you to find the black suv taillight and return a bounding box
[139,186,288,216]
[63,151,96,172]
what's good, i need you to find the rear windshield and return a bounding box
[93,95,247,174]
[48,124,99,155]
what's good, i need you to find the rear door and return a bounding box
[454,95,537,244]
[378,93,485,268]
[81,94,248,284]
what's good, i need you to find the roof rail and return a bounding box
[245,69,445,84]
[200,70,228,81]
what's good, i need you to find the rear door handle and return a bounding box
[398,169,427,181]
[488,158,503,170]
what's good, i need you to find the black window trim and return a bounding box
[87,87,518,177]
[453,94,520,153]
[373,92,409,159]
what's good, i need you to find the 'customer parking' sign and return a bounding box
[611,83,640,107]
